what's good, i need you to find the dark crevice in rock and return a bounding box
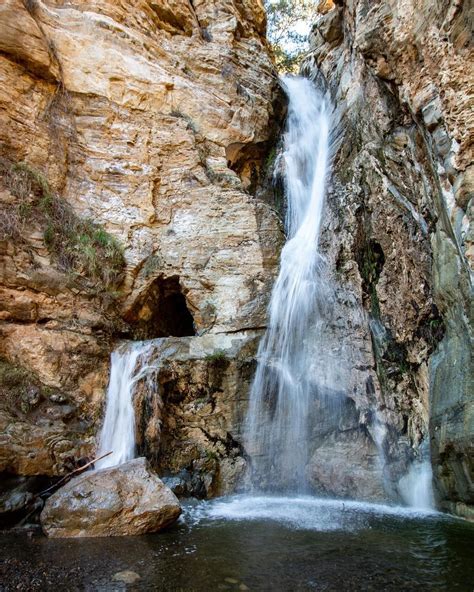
[22,0,65,84]
[414,304,446,356]
[227,80,287,216]
[188,0,212,42]
[215,325,266,334]
[353,207,420,451]
[125,275,196,340]
[354,208,385,318]
[0,473,54,529]
[149,3,192,36]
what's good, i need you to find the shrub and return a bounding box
[204,449,218,461]
[205,350,228,362]
[0,357,40,413]
[0,158,125,289]
[0,357,64,414]
[142,254,162,278]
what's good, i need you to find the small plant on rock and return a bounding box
[0,158,125,289]
[205,350,228,362]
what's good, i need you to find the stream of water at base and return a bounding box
[2,496,473,591]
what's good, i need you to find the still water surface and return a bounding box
[1,495,473,591]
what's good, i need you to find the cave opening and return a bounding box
[128,275,196,339]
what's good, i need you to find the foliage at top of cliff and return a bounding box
[265,0,316,72]
[0,158,125,289]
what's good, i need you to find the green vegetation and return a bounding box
[0,357,55,414]
[0,358,33,392]
[265,0,316,72]
[265,146,278,173]
[205,350,228,362]
[357,239,385,319]
[142,254,163,278]
[204,449,219,461]
[0,159,125,289]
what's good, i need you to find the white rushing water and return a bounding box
[399,459,435,510]
[184,494,438,532]
[245,76,337,489]
[95,340,160,470]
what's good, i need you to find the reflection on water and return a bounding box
[1,495,473,591]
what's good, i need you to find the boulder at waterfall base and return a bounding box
[40,458,181,537]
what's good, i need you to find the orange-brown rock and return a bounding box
[0,0,283,481]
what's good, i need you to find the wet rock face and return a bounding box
[307,430,386,502]
[303,0,472,516]
[40,457,181,537]
[0,1,283,481]
[132,333,259,498]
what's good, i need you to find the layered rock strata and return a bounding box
[0,0,283,501]
[303,0,472,517]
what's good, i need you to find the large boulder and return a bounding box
[40,458,181,538]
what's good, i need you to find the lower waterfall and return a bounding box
[398,441,435,510]
[95,340,160,470]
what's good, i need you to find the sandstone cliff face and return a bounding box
[0,0,283,489]
[304,0,472,517]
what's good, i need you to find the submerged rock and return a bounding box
[113,571,141,584]
[307,431,386,502]
[40,458,181,538]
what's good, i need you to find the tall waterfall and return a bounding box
[245,76,336,490]
[95,340,159,470]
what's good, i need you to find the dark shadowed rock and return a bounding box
[40,458,181,538]
[301,0,473,517]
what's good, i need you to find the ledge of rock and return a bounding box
[40,457,181,538]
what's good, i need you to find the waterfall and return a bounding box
[245,76,337,490]
[95,340,160,470]
[93,77,435,510]
[398,439,435,509]
[398,461,435,509]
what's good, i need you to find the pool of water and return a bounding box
[1,495,473,591]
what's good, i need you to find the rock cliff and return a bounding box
[1,0,471,522]
[0,0,283,502]
[303,0,472,518]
